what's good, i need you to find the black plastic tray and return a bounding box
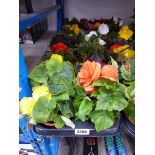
[122,113,135,138]
[33,115,122,137]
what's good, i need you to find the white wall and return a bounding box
[31,0,135,31]
[65,0,135,24]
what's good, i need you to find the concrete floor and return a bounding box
[21,31,54,73]
[20,31,134,155]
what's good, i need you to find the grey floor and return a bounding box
[20,31,134,155]
[21,31,54,73]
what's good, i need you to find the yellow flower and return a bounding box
[20,97,35,117]
[32,86,52,101]
[69,24,80,35]
[51,54,63,62]
[113,45,130,53]
[118,26,133,40]
[120,49,135,59]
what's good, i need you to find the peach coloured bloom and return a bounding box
[78,61,101,94]
[100,65,118,82]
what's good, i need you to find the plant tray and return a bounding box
[122,113,135,138]
[33,115,122,137]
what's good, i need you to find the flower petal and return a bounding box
[92,62,101,81]
[100,65,118,82]
[84,85,95,94]
[98,23,109,35]
[98,38,106,45]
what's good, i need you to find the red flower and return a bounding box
[50,42,69,52]
[110,44,121,52]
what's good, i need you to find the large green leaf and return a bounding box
[58,101,73,118]
[91,88,100,97]
[30,79,41,87]
[75,97,93,121]
[90,110,115,132]
[47,60,75,85]
[54,115,65,128]
[52,91,69,101]
[29,62,48,83]
[73,98,83,111]
[47,113,58,122]
[124,103,135,123]
[32,97,56,123]
[67,84,76,97]
[127,81,135,98]
[61,62,75,83]
[114,83,130,99]
[92,79,115,89]
[48,82,68,95]
[74,85,86,98]
[96,91,128,111]
[46,58,63,77]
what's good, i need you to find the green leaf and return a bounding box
[52,91,69,101]
[74,85,86,98]
[73,98,83,111]
[58,101,73,118]
[50,72,65,84]
[48,82,68,95]
[61,62,75,83]
[30,79,41,87]
[91,88,100,97]
[54,115,65,128]
[96,91,128,111]
[120,59,135,81]
[60,116,75,129]
[90,110,115,132]
[29,62,48,83]
[75,97,93,121]
[124,103,135,123]
[127,81,135,98]
[46,58,63,77]
[114,83,130,99]
[47,113,58,122]
[110,56,118,69]
[92,79,114,89]
[32,97,56,123]
[67,84,76,97]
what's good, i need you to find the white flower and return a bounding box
[113,17,118,24]
[98,38,106,45]
[98,23,109,35]
[119,20,123,27]
[85,31,97,41]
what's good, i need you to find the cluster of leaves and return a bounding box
[27,56,135,132]
[76,34,110,63]
[119,58,135,123]
[29,58,78,128]
[72,77,131,131]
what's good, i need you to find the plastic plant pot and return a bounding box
[33,115,122,137]
[121,112,135,139]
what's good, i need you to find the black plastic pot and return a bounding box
[33,115,122,137]
[121,112,135,139]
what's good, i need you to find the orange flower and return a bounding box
[78,61,101,94]
[50,42,69,52]
[110,44,121,52]
[100,65,118,82]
